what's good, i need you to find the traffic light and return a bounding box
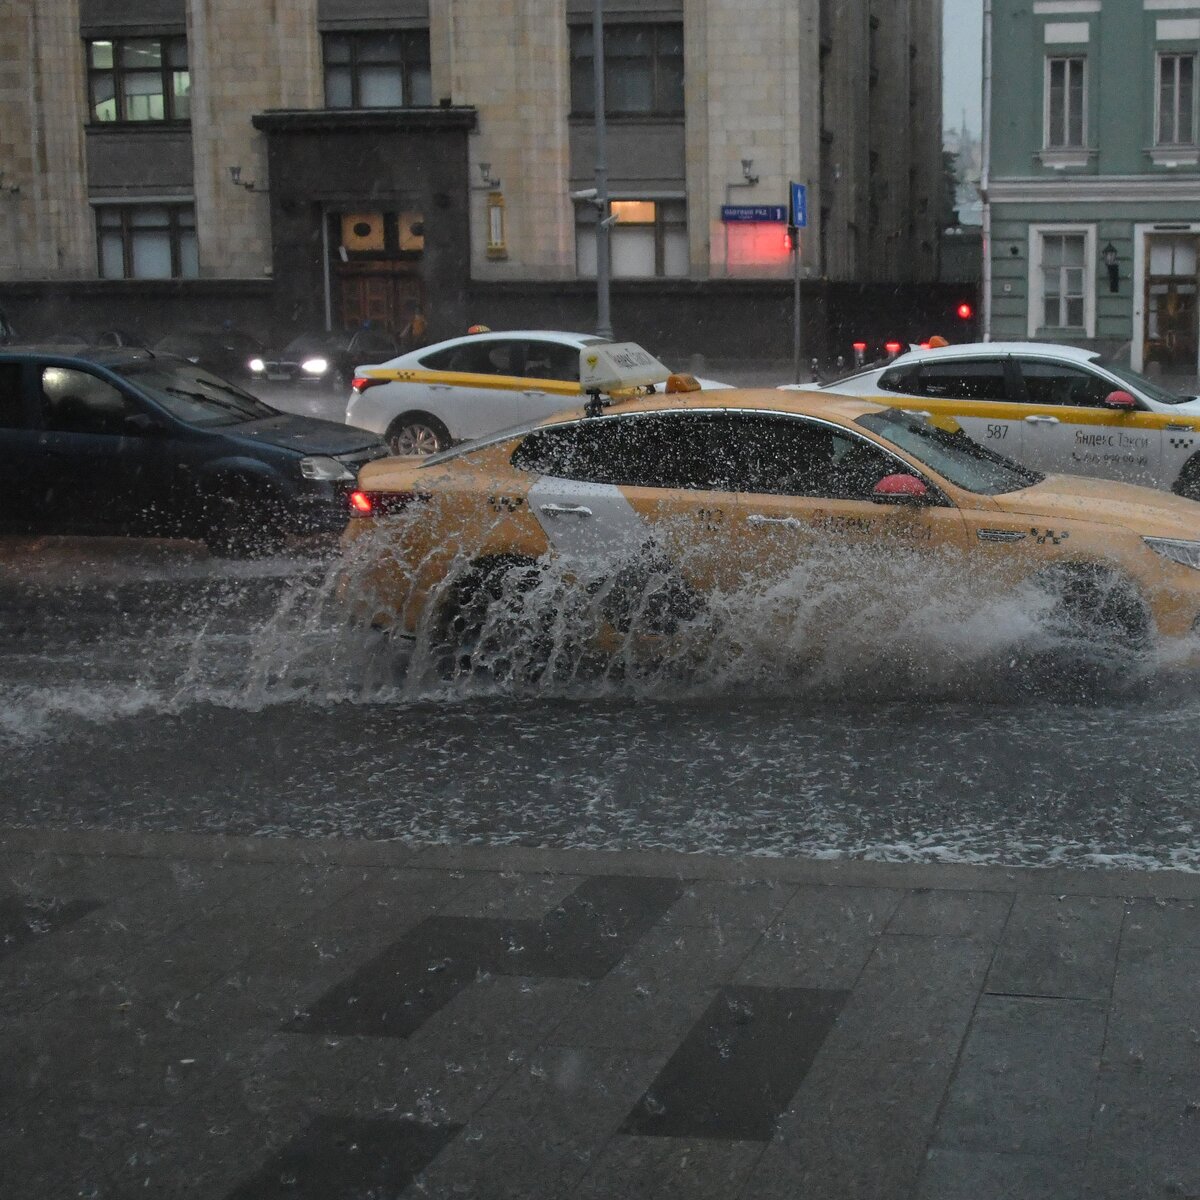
[957,302,974,321]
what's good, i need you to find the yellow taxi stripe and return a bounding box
[861,394,1200,432]
[362,367,583,396]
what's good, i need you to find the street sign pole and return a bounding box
[792,229,802,384]
[789,182,808,384]
[592,0,612,340]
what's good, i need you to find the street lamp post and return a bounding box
[592,0,613,340]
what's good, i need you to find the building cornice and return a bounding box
[251,108,478,134]
[990,174,1200,202]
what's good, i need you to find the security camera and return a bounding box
[569,188,598,201]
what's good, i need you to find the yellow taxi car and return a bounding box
[341,346,1200,671]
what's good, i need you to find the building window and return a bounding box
[1045,55,1086,148]
[576,199,688,278]
[1029,226,1095,337]
[1158,53,1196,145]
[87,37,189,123]
[570,23,684,117]
[96,205,198,279]
[323,31,432,108]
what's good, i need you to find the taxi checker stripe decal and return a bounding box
[363,367,583,397]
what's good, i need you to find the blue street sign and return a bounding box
[790,182,808,228]
[720,205,787,223]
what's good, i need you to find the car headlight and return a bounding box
[299,455,354,482]
[301,357,329,375]
[1144,537,1200,570]
[248,357,266,373]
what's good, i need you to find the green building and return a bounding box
[984,0,1200,373]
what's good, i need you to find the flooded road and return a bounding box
[2,534,1198,871]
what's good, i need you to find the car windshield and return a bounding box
[857,409,1043,494]
[1099,360,1196,405]
[114,360,278,426]
[282,334,346,356]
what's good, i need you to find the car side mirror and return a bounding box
[872,473,929,504]
[1104,389,1137,411]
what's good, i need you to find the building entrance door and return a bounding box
[1145,235,1199,371]
[336,269,424,337]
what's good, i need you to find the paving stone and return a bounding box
[917,1147,1084,1200]
[251,1030,521,1128]
[743,933,994,1200]
[1104,942,1200,1082]
[436,871,584,919]
[1084,1072,1200,1200]
[888,889,1014,941]
[295,876,683,1040]
[0,892,102,962]
[985,894,1124,1001]
[734,885,902,989]
[225,1114,462,1200]
[550,924,761,1050]
[406,1046,670,1199]
[1118,897,1200,953]
[659,879,798,930]
[622,985,847,1141]
[573,1134,764,1199]
[932,995,1106,1157]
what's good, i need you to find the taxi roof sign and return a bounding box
[579,342,671,394]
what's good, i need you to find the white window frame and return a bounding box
[1156,51,1198,146]
[1028,224,1097,339]
[1044,54,1088,149]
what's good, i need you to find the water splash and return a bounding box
[0,517,1187,748]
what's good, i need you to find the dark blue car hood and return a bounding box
[222,413,382,456]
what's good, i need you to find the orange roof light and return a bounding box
[927,334,950,348]
[665,373,702,394]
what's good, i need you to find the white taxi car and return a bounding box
[797,341,1200,499]
[344,329,728,455]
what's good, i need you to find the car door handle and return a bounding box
[746,514,805,529]
[539,503,592,518]
[523,389,547,397]
[901,408,932,418]
[428,383,451,391]
[1024,415,1060,425]
[1165,423,1192,431]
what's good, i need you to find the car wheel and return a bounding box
[1031,564,1151,693]
[432,557,550,681]
[386,413,449,457]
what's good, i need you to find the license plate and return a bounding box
[267,372,291,381]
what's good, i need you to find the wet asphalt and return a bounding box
[2,377,1198,871]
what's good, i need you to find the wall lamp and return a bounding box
[474,161,501,190]
[741,158,759,185]
[1103,242,1119,293]
[229,165,267,193]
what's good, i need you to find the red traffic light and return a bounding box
[957,302,974,320]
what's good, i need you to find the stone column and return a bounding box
[0,0,92,279]
[186,0,321,279]
[446,0,574,280]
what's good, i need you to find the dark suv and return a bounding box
[0,348,388,555]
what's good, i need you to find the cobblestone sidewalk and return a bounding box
[2,828,1198,1199]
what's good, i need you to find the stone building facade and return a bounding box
[0,0,946,358]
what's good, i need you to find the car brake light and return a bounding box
[348,490,428,516]
[351,375,387,394]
